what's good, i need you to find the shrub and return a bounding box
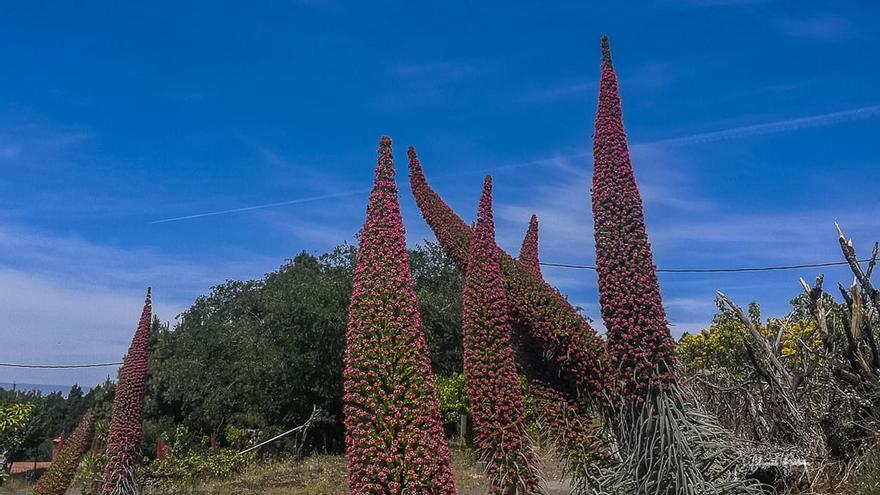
[436,374,470,424]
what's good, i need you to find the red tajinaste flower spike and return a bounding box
[407,147,616,410]
[463,177,541,494]
[102,289,152,495]
[518,214,541,277]
[34,410,95,495]
[591,35,677,400]
[344,137,457,495]
[514,216,610,475]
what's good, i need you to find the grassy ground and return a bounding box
[184,449,490,495]
[188,445,572,495]
[0,445,565,495]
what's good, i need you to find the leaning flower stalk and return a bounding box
[407,147,616,412]
[33,410,95,495]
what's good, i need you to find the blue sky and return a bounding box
[1,1,878,387]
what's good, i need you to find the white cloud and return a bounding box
[0,222,277,386]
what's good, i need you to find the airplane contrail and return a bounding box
[151,104,880,224]
[150,189,370,224]
[640,104,880,147]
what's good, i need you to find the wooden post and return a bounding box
[459,413,467,442]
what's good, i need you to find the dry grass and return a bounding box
[149,448,487,495]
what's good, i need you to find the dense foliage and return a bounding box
[141,241,462,456]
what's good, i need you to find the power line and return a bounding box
[539,258,874,273]
[0,362,122,369]
[1,258,873,370]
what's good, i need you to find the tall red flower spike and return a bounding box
[407,147,615,410]
[34,410,95,495]
[591,35,677,401]
[514,216,610,476]
[102,289,152,494]
[518,214,541,277]
[463,177,541,494]
[343,137,457,495]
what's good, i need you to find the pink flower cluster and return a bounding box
[407,147,615,410]
[591,36,677,400]
[463,177,541,494]
[102,289,153,494]
[34,410,95,495]
[343,137,457,495]
[517,215,541,278]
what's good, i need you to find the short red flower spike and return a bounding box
[408,147,616,410]
[34,410,95,495]
[514,215,609,474]
[102,289,152,494]
[518,214,541,277]
[343,137,457,495]
[463,177,541,493]
[591,36,677,400]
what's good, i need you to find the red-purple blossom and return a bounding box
[407,147,616,410]
[517,215,541,277]
[517,215,610,478]
[102,289,152,494]
[343,137,457,495]
[591,36,677,400]
[514,216,610,472]
[156,437,168,461]
[34,410,95,495]
[463,177,541,494]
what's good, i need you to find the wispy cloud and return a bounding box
[0,127,91,165]
[778,13,855,42]
[0,221,276,385]
[152,104,880,224]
